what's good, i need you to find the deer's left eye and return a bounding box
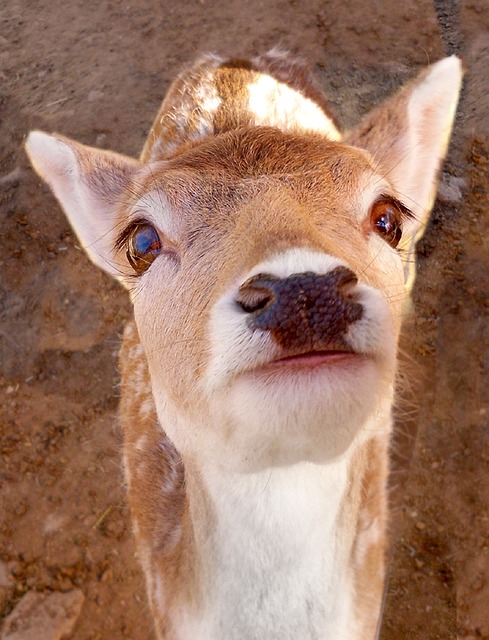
[126,223,162,274]
[369,198,404,248]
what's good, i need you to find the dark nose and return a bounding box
[235,266,363,350]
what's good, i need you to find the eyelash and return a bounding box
[368,194,414,249]
[114,217,149,253]
[116,218,179,276]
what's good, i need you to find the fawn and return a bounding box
[26,51,461,640]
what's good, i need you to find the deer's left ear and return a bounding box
[345,56,463,244]
[26,131,141,280]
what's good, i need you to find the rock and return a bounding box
[436,173,466,205]
[1,590,85,640]
[95,133,108,147]
[0,167,23,188]
[0,563,14,617]
[0,563,14,589]
[87,90,104,102]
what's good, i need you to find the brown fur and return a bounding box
[142,52,339,163]
[119,322,199,637]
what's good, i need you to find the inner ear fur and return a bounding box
[345,56,462,242]
[26,131,141,280]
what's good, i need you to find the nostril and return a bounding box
[236,277,276,314]
[335,268,359,300]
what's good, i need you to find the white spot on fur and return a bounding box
[354,511,382,570]
[195,80,221,122]
[136,434,148,452]
[131,358,149,399]
[154,572,166,616]
[123,451,131,489]
[248,73,341,140]
[129,188,180,242]
[165,70,221,145]
[140,398,154,419]
[248,247,344,280]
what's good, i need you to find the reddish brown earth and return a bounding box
[0,0,488,638]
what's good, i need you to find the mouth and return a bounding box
[270,349,358,367]
[253,344,364,374]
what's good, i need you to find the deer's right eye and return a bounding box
[126,223,162,274]
[369,196,414,250]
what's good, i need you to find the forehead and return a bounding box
[129,127,379,221]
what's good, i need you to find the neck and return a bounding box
[179,447,368,640]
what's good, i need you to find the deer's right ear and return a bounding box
[26,131,141,280]
[345,57,462,238]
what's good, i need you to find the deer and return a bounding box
[25,50,462,640]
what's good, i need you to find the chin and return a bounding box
[212,351,393,469]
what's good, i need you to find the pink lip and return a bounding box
[261,350,360,371]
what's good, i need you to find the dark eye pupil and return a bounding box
[371,201,403,248]
[375,214,394,235]
[127,224,162,274]
[133,226,160,255]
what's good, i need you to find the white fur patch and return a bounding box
[247,73,341,140]
[166,67,222,146]
[345,284,396,363]
[122,451,132,489]
[354,510,382,571]
[195,78,222,131]
[154,573,166,617]
[135,434,148,452]
[140,398,154,419]
[177,460,358,640]
[129,188,180,242]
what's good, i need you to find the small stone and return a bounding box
[0,168,23,187]
[415,521,426,531]
[415,558,425,569]
[471,573,485,591]
[0,563,14,588]
[436,173,466,205]
[0,589,85,640]
[99,568,112,583]
[88,90,104,102]
[95,133,108,147]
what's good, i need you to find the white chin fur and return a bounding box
[213,360,392,469]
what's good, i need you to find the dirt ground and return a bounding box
[0,0,488,638]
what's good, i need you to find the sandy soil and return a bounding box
[0,0,488,638]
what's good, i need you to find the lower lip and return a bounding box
[260,351,361,372]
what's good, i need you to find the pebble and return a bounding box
[436,173,466,205]
[0,590,85,640]
[88,90,104,102]
[0,563,14,588]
